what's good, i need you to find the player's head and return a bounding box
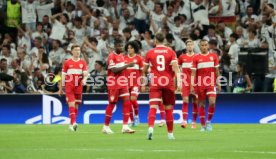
[114,36,124,54]
[125,41,139,55]
[71,45,81,58]
[154,32,165,44]
[185,39,194,53]
[199,39,209,54]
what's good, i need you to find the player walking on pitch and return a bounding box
[102,37,136,134]
[124,41,144,126]
[59,45,88,132]
[178,39,198,129]
[191,39,221,132]
[142,33,181,140]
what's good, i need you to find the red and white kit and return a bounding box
[62,58,87,104]
[191,52,219,100]
[124,54,144,98]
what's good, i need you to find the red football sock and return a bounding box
[159,103,165,120]
[104,103,115,126]
[129,106,134,122]
[199,106,206,126]
[148,108,157,127]
[131,100,139,116]
[123,100,131,125]
[165,108,174,133]
[192,103,198,122]
[182,102,188,121]
[75,108,78,118]
[69,107,76,125]
[207,104,215,121]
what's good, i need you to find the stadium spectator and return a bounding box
[232,62,252,93]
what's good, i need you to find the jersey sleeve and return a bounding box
[144,51,150,66]
[62,60,68,73]
[107,53,116,69]
[214,54,219,68]
[178,55,182,65]
[139,56,144,70]
[191,55,197,70]
[82,60,88,72]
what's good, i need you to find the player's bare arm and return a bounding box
[190,69,196,95]
[215,67,221,92]
[82,71,88,85]
[172,61,182,91]
[141,64,149,92]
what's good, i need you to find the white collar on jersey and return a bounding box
[71,58,80,62]
[200,52,210,56]
[156,44,167,47]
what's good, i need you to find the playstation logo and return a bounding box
[25,95,70,124]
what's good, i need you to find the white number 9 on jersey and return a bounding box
[156,55,165,71]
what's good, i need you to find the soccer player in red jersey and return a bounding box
[124,41,144,126]
[142,33,181,140]
[59,45,88,131]
[191,39,221,132]
[102,37,136,134]
[178,39,198,129]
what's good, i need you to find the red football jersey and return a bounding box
[144,45,177,88]
[107,52,128,89]
[62,58,87,87]
[178,53,195,87]
[191,52,219,87]
[124,54,144,87]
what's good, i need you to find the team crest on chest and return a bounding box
[210,56,214,61]
[79,64,83,68]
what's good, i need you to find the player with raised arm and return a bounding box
[59,45,88,132]
[178,39,198,129]
[124,41,144,126]
[142,32,181,140]
[102,37,136,134]
[190,39,221,132]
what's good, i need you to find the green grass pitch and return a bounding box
[0,124,275,159]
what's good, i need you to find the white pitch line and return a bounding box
[0,148,184,152]
[233,150,276,155]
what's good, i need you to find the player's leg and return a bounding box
[147,89,162,140]
[158,102,165,127]
[206,87,217,131]
[102,89,118,134]
[181,95,189,128]
[66,93,77,132]
[130,86,140,126]
[191,94,198,129]
[72,94,82,131]
[128,88,135,126]
[163,89,176,140]
[120,88,135,133]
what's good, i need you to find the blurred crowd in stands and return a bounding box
[0,0,276,94]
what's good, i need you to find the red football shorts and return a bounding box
[129,86,140,98]
[149,88,175,106]
[108,87,130,103]
[65,84,83,105]
[196,86,216,101]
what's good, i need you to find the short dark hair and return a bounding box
[124,41,140,53]
[155,32,165,43]
[95,60,104,67]
[2,45,10,50]
[122,27,131,34]
[114,36,124,46]
[88,37,98,44]
[0,58,7,63]
[267,3,274,9]
[208,39,218,45]
[230,33,239,40]
[71,44,80,50]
